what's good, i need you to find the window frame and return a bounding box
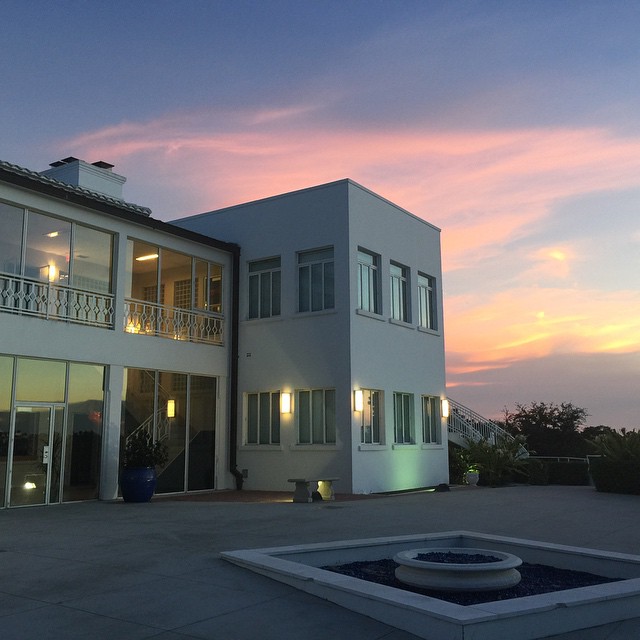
[393,391,414,444]
[418,272,437,331]
[390,261,409,323]
[360,389,383,444]
[421,395,442,444]
[246,391,281,445]
[357,248,381,314]
[248,256,281,319]
[297,388,336,444]
[297,247,334,313]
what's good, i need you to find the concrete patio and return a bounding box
[0,485,638,639]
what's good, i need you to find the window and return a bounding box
[357,249,380,314]
[298,247,334,312]
[390,262,409,322]
[248,257,281,319]
[360,389,382,444]
[418,273,437,330]
[247,391,281,445]
[422,395,441,444]
[298,388,336,444]
[393,392,414,444]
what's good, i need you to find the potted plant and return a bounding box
[120,431,168,503]
[465,465,480,486]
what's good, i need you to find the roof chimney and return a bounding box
[41,157,126,200]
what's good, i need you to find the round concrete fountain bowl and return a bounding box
[394,548,522,592]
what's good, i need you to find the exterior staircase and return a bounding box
[447,397,528,456]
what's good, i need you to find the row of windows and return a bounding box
[248,247,335,319]
[245,389,442,447]
[359,249,437,330]
[248,246,437,330]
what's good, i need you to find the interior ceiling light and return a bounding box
[135,253,159,261]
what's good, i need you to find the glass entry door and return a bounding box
[9,404,63,507]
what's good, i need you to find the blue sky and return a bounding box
[3,1,640,428]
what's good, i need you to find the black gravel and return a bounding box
[415,551,502,564]
[322,559,620,606]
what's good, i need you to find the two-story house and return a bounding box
[0,158,448,507]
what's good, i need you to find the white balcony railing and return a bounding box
[124,299,223,345]
[0,272,114,328]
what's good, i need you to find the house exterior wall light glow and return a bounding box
[281,392,291,414]
[442,398,450,419]
[354,389,364,412]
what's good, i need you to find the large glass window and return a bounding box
[122,370,216,493]
[418,273,437,331]
[393,392,414,444]
[188,375,216,490]
[0,356,13,508]
[246,391,281,444]
[248,257,281,319]
[422,395,441,444]
[126,240,223,343]
[24,211,72,284]
[357,249,380,314]
[2,357,104,507]
[0,205,114,326]
[65,363,105,501]
[298,247,334,312]
[0,202,24,275]
[360,389,382,444]
[390,262,409,322]
[298,388,336,444]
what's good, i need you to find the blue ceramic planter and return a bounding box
[120,467,157,503]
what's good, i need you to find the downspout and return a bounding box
[228,245,244,489]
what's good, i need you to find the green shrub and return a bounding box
[448,444,470,485]
[591,430,640,495]
[524,459,550,485]
[547,461,589,485]
[466,435,528,487]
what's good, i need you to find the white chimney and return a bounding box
[41,157,126,200]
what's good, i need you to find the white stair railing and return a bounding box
[447,398,528,456]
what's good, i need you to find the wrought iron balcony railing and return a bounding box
[0,272,114,328]
[124,299,223,345]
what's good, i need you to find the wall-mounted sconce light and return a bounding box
[354,389,364,412]
[281,392,291,414]
[167,399,176,419]
[441,398,450,419]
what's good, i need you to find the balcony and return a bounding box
[124,299,223,345]
[0,272,114,328]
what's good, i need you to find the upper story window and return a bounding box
[357,249,380,314]
[390,262,409,323]
[298,247,334,312]
[248,257,281,319]
[297,388,336,444]
[125,239,223,344]
[418,273,437,331]
[0,202,114,327]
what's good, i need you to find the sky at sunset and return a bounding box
[3,1,639,429]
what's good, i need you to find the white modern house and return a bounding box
[175,180,449,495]
[0,158,449,507]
